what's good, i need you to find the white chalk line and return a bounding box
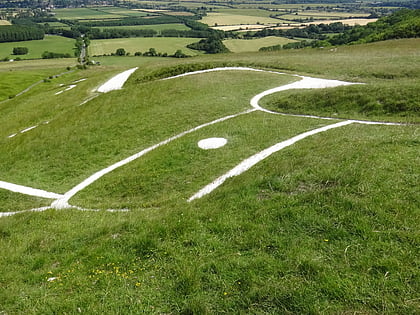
[0,205,129,218]
[6,67,139,140]
[0,180,63,199]
[188,120,354,201]
[7,121,50,139]
[1,67,409,216]
[51,108,256,209]
[161,67,288,81]
[54,68,363,207]
[2,68,142,215]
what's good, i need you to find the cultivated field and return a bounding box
[0,35,75,60]
[53,7,126,20]
[89,37,202,56]
[202,12,282,26]
[97,23,190,32]
[0,38,418,313]
[0,20,11,25]
[223,36,297,53]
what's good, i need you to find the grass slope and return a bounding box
[0,70,295,193]
[0,38,418,313]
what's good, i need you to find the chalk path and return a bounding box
[0,67,405,217]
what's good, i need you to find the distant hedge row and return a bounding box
[0,25,44,43]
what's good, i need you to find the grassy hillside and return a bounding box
[328,9,420,45]
[0,38,418,313]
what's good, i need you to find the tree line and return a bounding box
[0,25,44,43]
[259,9,420,52]
[327,8,420,45]
[244,22,353,41]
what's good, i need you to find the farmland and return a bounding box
[53,7,128,20]
[223,36,297,53]
[202,12,282,27]
[96,23,190,32]
[0,35,75,60]
[89,37,202,56]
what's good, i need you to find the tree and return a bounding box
[115,48,126,56]
[173,49,187,58]
[12,47,28,55]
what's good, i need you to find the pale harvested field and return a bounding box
[202,13,281,26]
[300,18,378,26]
[212,18,377,31]
[213,24,274,31]
[0,20,11,25]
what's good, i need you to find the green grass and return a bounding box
[0,35,76,60]
[52,8,126,20]
[0,123,418,313]
[0,59,78,102]
[38,21,71,29]
[261,79,419,123]
[96,23,190,32]
[0,68,70,102]
[89,37,202,56]
[224,36,297,53]
[92,6,149,17]
[73,112,328,209]
[0,190,51,212]
[0,70,295,193]
[0,38,418,313]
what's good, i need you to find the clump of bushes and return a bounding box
[41,51,72,59]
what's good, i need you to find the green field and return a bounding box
[39,21,71,28]
[0,38,418,313]
[0,59,78,102]
[52,7,126,20]
[224,36,298,53]
[97,23,190,32]
[280,12,369,21]
[92,6,150,17]
[0,35,75,60]
[89,37,202,56]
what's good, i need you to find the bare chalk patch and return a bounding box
[96,67,138,93]
[198,138,228,150]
